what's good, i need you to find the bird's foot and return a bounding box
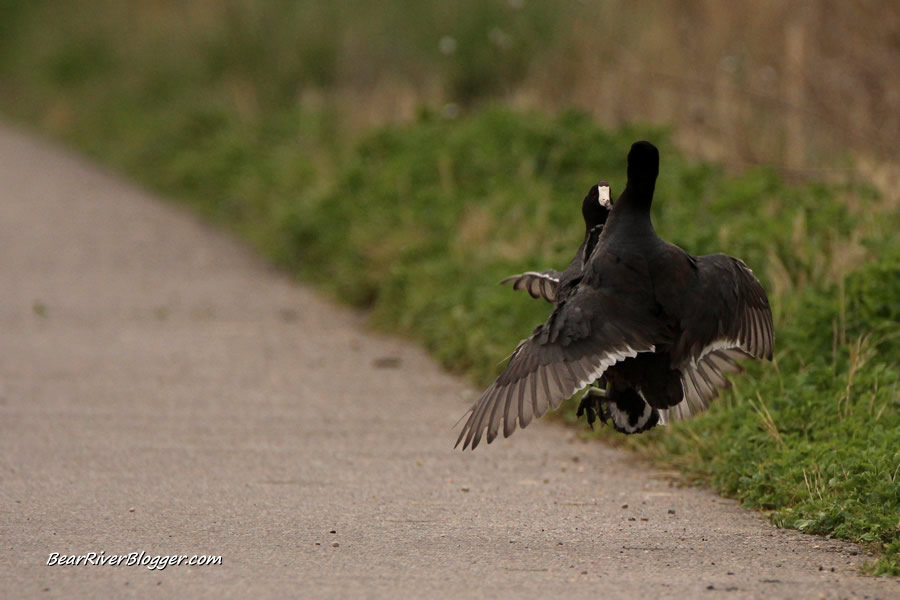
[577,387,610,430]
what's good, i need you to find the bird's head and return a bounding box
[582,181,612,229]
[626,141,660,183]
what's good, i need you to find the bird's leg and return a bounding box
[577,380,609,430]
[576,393,597,428]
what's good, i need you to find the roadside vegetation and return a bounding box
[1,1,897,574]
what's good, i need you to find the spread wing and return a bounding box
[660,254,774,423]
[500,270,560,303]
[499,186,610,306]
[456,284,660,450]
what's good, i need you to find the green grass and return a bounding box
[1,1,898,575]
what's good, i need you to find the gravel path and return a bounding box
[1,123,897,599]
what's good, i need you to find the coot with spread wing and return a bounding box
[456,141,774,449]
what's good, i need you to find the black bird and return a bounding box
[501,182,614,427]
[456,141,774,449]
[500,182,613,304]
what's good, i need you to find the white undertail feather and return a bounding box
[607,391,655,433]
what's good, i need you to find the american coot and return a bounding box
[456,141,774,450]
[500,182,613,304]
[500,182,615,429]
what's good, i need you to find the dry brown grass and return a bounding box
[526,1,899,187]
[322,0,899,200]
[6,0,898,199]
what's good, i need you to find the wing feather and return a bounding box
[456,282,659,449]
[500,271,560,303]
[661,254,774,424]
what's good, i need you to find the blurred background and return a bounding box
[1,0,898,182]
[1,0,898,573]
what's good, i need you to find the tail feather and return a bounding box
[604,387,660,434]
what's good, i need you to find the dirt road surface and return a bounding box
[1,123,897,599]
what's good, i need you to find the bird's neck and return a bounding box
[581,225,603,263]
[610,182,655,233]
